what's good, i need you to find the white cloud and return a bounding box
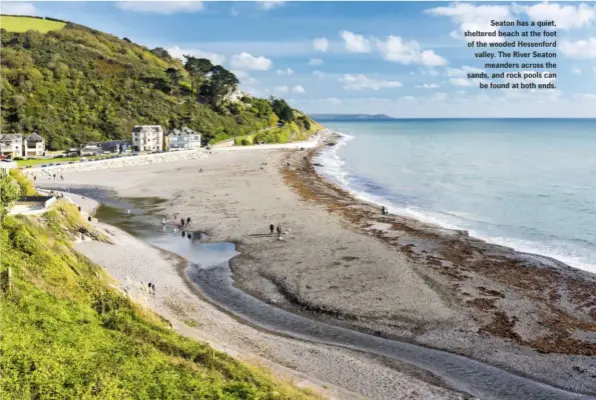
[432,92,448,101]
[415,83,440,89]
[560,38,596,60]
[447,66,484,77]
[313,37,329,52]
[276,68,294,76]
[256,1,286,11]
[274,86,289,93]
[276,85,304,94]
[313,70,326,78]
[308,58,324,66]
[376,36,447,67]
[324,97,342,104]
[422,69,440,77]
[402,96,417,101]
[1,2,36,15]
[167,46,226,65]
[582,93,596,100]
[116,1,204,14]
[515,3,596,30]
[230,52,273,71]
[232,70,258,85]
[449,78,472,87]
[572,67,582,75]
[339,74,402,90]
[426,3,512,43]
[340,30,372,53]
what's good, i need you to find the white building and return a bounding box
[165,127,202,150]
[131,125,163,152]
[0,134,23,158]
[24,133,45,156]
[80,142,102,156]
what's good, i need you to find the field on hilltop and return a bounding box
[0,16,66,33]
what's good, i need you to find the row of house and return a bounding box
[132,125,202,152]
[0,133,46,158]
[1,126,203,159]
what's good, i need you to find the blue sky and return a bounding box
[3,1,596,117]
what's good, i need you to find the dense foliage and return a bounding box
[0,181,319,399]
[0,16,318,149]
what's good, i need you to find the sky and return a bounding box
[2,0,596,117]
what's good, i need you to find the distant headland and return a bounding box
[309,114,395,121]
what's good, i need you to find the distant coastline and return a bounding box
[310,115,596,121]
[309,113,395,121]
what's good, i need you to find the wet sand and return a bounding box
[40,134,596,398]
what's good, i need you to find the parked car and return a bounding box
[80,157,89,162]
[132,152,140,156]
[68,161,75,164]
[41,164,48,167]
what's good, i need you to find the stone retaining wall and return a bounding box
[24,149,208,177]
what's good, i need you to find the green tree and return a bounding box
[204,66,238,109]
[270,97,293,122]
[151,47,171,59]
[183,56,213,95]
[165,67,182,86]
[0,174,20,222]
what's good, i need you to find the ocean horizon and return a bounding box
[316,119,596,275]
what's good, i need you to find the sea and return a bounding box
[315,119,596,275]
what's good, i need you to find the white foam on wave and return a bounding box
[314,132,596,275]
[314,131,355,188]
[469,232,596,274]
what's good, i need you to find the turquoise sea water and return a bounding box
[316,119,596,274]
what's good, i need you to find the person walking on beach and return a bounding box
[186,217,191,225]
[270,224,275,234]
[180,217,185,227]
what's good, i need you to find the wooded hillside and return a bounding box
[0,16,318,150]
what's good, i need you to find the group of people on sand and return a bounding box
[162,213,193,238]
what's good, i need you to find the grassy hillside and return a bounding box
[0,15,318,149]
[0,173,320,399]
[0,16,66,33]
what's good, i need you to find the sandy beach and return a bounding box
[38,133,596,399]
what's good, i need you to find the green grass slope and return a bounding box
[0,174,320,399]
[0,16,66,33]
[0,15,318,150]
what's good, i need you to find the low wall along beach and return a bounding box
[25,149,208,177]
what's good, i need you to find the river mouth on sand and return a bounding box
[54,186,591,400]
